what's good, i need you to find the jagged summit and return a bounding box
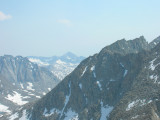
[100,36,149,55]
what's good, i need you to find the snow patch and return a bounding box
[27,82,35,91]
[120,63,128,77]
[148,100,152,103]
[56,59,66,64]
[149,58,157,71]
[91,65,96,78]
[90,66,95,71]
[64,108,78,120]
[19,110,29,120]
[28,93,35,96]
[124,70,128,77]
[28,58,49,66]
[126,99,146,111]
[60,82,71,119]
[100,101,113,120]
[79,83,82,89]
[5,91,28,105]
[23,96,31,99]
[36,96,41,98]
[149,58,160,71]
[43,108,60,117]
[48,88,51,91]
[150,75,159,84]
[131,115,139,119]
[0,103,11,116]
[20,83,24,89]
[96,81,102,91]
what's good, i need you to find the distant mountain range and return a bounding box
[0,52,85,118]
[5,35,160,120]
[28,52,85,80]
[0,55,60,118]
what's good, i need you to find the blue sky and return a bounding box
[0,0,160,57]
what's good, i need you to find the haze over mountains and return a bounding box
[3,35,160,120]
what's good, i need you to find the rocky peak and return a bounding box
[100,36,149,55]
[62,52,77,58]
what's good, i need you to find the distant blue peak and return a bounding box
[62,52,77,57]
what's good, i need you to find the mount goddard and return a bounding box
[5,36,160,120]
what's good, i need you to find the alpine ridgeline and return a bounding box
[28,52,85,80]
[6,36,160,120]
[0,55,60,118]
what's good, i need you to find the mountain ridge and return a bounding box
[4,35,160,120]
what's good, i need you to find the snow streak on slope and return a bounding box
[81,66,88,77]
[60,82,71,119]
[120,63,128,77]
[19,110,30,120]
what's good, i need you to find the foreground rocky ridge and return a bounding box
[5,36,160,120]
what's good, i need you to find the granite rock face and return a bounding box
[5,36,160,120]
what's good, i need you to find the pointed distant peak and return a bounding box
[63,52,77,57]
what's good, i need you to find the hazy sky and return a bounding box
[0,0,160,57]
